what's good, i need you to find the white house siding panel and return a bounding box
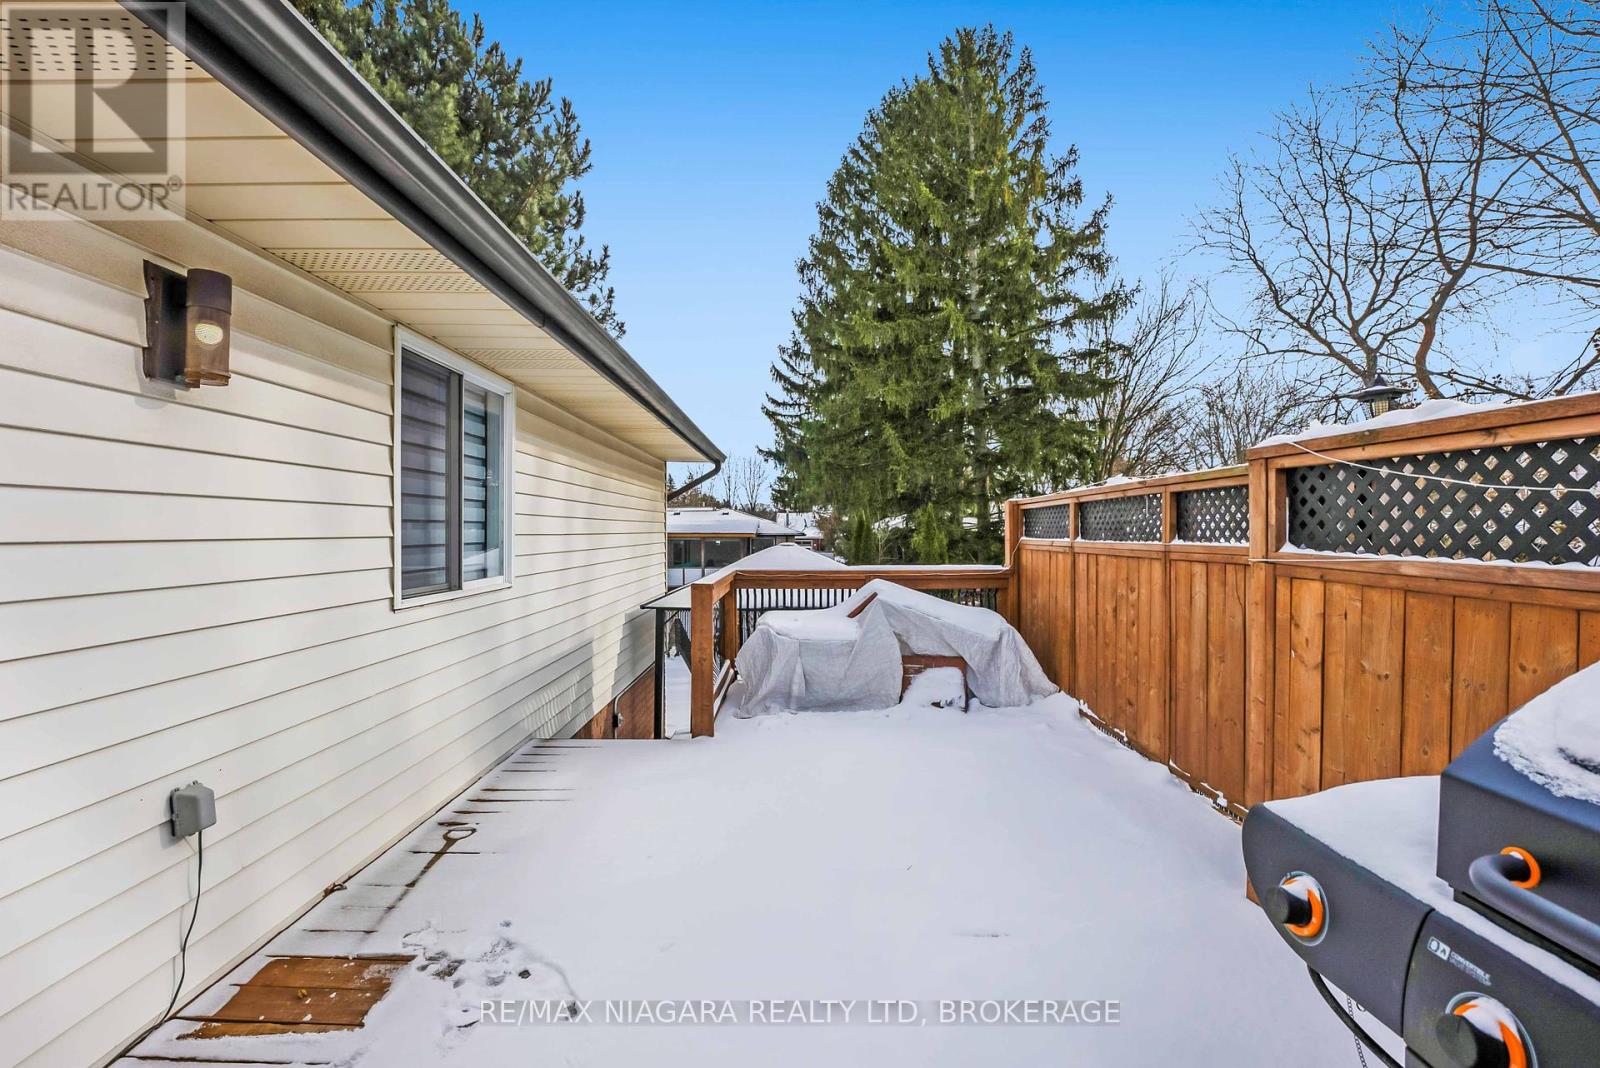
[0,237,667,1068]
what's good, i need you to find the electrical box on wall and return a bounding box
[170,782,216,838]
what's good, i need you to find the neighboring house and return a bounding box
[773,510,825,550]
[0,4,719,1066]
[666,507,800,587]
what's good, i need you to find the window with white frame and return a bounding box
[396,335,515,602]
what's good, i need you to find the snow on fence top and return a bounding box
[1254,397,1502,448]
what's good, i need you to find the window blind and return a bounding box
[461,381,503,582]
[399,352,454,596]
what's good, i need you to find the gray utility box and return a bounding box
[170,782,216,838]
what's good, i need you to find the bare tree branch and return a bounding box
[1077,276,1214,479]
[1195,3,1600,401]
[1181,360,1336,468]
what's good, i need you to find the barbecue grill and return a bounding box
[1243,683,1600,1067]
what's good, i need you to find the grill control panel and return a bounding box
[1404,912,1600,1068]
[1243,804,1434,1034]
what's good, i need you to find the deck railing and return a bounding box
[730,585,997,645]
[1010,392,1600,815]
[686,565,1012,736]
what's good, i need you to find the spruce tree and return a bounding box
[764,27,1119,563]
[294,0,622,335]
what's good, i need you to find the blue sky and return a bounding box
[471,1,1420,463]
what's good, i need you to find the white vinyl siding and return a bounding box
[0,229,666,1068]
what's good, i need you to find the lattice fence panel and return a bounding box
[1079,494,1163,543]
[1286,438,1600,565]
[1176,485,1250,545]
[1021,503,1071,539]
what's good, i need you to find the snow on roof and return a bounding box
[874,514,981,532]
[644,543,845,609]
[774,511,825,539]
[722,542,846,573]
[668,507,800,537]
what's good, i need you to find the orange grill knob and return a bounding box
[1499,846,1541,889]
[1438,996,1530,1068]
[1267,873,1327,941]
[1286,886,1324,939]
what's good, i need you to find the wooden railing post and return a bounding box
[690,580,715,738]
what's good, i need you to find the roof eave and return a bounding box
[121,0,723,465]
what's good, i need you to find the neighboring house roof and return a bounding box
[643,544,846,610]
[668,507,800,538]
[120,0,721,464]
[774,511,824,540]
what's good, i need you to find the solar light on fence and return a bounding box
[1351,373,1407,418]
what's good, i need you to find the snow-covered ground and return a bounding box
[664,654,692,737]
[123,690,1361,1067]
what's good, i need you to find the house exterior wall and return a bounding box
[0,218,666,1067]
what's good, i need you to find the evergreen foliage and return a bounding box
[294,0,622,335]
[844,513,881,566]
[763,27,1120,563]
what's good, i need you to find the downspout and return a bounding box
[668,459,722,501]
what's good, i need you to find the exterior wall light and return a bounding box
[1351,373,1407,418]
[143,261,234,387]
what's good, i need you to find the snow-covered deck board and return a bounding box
[120,696,1360,1066]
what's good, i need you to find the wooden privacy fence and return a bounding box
[1009,393,1600,815]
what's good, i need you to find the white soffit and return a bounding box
[0,1,702,461]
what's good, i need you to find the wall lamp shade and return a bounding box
[143,261,234,387]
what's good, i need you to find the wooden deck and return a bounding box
[116,702,1358,1067]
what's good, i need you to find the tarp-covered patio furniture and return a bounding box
[734,579,1057,717]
